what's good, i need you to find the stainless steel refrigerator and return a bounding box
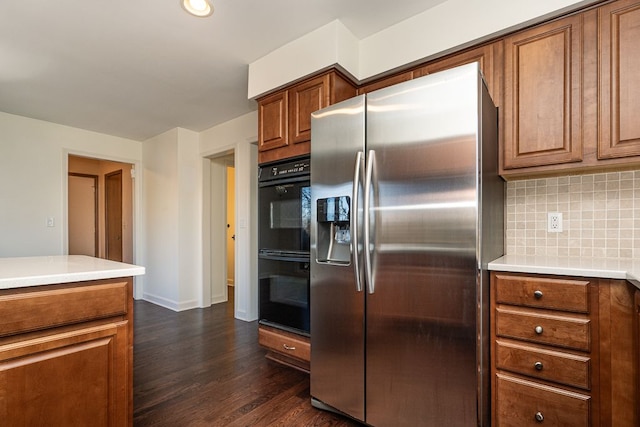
[309,63,504,426]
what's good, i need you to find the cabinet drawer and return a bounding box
[0,280,130,337]
[496,340,590,390]
[495,373,590,426]
[496,307,590,351]
[494,274,590,313]
[258,327,310,362]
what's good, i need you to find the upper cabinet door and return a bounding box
[258,90,288,153]
[258,70,356,164]
[502,14,585,170]
[598,0,640,159]
[289,74,330,145]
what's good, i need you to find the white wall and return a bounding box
[141,127,202,310]
[177,128,202,307]
[201,111,259,321]
[0,111,142,258]
[248,0,601,98]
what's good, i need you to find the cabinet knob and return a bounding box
[283,344,296,351]
[534,361,544,371]
[534,290,543,299]
[535,411,544,422]
[535,325,543,334]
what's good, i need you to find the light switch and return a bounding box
[47,217,55,227]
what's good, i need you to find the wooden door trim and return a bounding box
[105,169,123,262]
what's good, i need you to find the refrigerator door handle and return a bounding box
[352,151,364,292]
[363,149,375,294]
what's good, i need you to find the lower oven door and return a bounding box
[258,252,310,334]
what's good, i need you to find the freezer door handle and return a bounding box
[363,149,375,294]
[352,151,364,292]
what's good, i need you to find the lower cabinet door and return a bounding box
[495,373,590,426]
[0,321,130,427]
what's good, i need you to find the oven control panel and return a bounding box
[259,157,310,183]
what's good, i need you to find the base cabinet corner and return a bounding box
[0,278,134,426]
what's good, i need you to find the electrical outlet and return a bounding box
[547,212,562,233]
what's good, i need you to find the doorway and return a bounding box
[208,154,235,308]
[202,141,258,321]
[68,155,133,263]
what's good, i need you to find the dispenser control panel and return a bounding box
[316,196,351,264]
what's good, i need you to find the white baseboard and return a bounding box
[142,292,199,312]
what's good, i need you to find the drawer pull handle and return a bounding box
[535,411,544,422]
[283,344,296,351]
[533,290,543,299]
[534,325,543,334]
[534,361,544,371]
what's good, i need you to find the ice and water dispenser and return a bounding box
[316,196,351,264]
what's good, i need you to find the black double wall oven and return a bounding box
[258,156,310,335]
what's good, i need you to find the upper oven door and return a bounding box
[259,176,311,254]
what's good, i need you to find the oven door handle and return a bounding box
[259,250,310,263]
[352,151,363,293]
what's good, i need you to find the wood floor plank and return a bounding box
[133,297,362,426]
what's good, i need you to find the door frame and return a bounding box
[201,141,258,321]
[207,154,232,305]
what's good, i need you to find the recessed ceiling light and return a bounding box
[181,0,214,17]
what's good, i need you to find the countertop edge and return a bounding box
[0,255,145,290]
[488,255,640,290]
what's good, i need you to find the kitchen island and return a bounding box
[0,255,144,427]
[488,255,639,426]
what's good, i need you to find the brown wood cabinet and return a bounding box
[413,42,502,108]
[258,324,310,373]
[257,70,356,164]
[502,12,587,172]
[0,278,134,426]
[357,42,501,106]
[357,70,413,95]
[500,0,640,178]
[491,272,638,426]
[597,0,640,160]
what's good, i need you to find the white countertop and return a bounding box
[489,254,640,290]
[0,255,145,290]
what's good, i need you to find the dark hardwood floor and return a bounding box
[133,288,363,426]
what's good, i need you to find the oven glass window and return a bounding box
[259,257,310,333]
[259,182,310,253]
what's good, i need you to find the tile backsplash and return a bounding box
[505,170,640,259]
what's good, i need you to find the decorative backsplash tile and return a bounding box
[505,170,640,259]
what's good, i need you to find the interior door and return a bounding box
[68,173,98,256]
[105,170,123,262]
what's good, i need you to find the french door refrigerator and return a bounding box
[309,63,504,426]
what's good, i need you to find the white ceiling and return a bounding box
[0,0,445,141]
